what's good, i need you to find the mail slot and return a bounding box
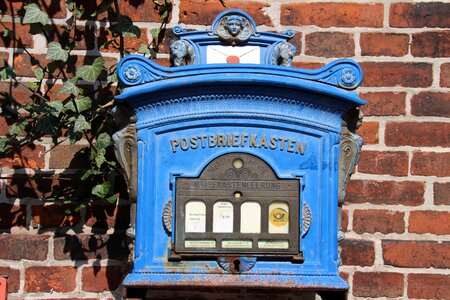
[114,9,365,297]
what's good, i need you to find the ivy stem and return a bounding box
[113,0,125,58]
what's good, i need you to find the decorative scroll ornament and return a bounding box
[162,198,172,234]
[220,168,258,180]
[271,42,296,67]
[124,66,141,82]
[214,13,255,45]
[170,39,196,67]
[302,202,312,237]
[338,108,364,204]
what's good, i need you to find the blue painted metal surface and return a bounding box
[116,9,365,291]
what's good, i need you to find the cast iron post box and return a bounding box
[114,9,365,296]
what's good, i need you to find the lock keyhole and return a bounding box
[233,259,241,272]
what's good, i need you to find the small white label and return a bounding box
[213,201,234,233]
[222,240,253,249]
[258,240,289,249]
[240,202,261,233]
[185,201,206,233]
[185,240,216,248]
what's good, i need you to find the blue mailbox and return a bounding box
[114,9,365,296]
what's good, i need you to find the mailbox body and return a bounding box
[116,10,364,292]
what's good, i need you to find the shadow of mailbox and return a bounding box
[114,9,365,298]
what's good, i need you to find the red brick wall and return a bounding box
[1,1,449,299]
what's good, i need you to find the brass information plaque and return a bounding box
[174,153,300,255]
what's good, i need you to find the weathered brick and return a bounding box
[305,32,354,58]
[386,122,450,147]
[0,204,27,229]
[99,28,148,53]
[408,274,450,299]
[356,121,379,144]
[361,62,433,87]
[353,210,405,234]
[360,92,406,116]
[0,82,34,106]
[411,152,450,177]
[345,180,424,206]
[0,22,33,48]
[341,239,375,266]
[383,240,450,268]
[353,272,404,298]
[6,174,77,199]
[85,204,130,230]
[390,2,450,28]
[0,144,45,169]
[0,235,49,260]
[48,144,90,169]
[25,266,76,292]
[291,62,325,70]
[360,33,409,57]
[434,182,450,205]
[0,0,66,18]
[411,92,450,117]
[47,25,96,51]
[441,63,450,87]
[341,209,348,232]
[53,234,129,260]
[281,3,383,28]
[0,267,20,293]
[82,266,127,292]
[32,205,81,228]
[358,150,408,176]
[412,31,450,58]
[409,211,450,235]
[180,0,271,26]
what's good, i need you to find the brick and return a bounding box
[305,32,354,58]
[408,274,450,299]
[353,272,403,298]
[0,204,27,229]
[341,209,348,232]
[53,234,129,260]
[0,267,20,293]
[47,25,96,51]
[0,144,45,169]
[0,0,66,18]
[412,31,450,57]
[291,62,325,70]
[25,266,76,292]
[383,240,450,268]
[340,239,374,266]
[356,121,379,144]
[353,210,405,234]
[281,3,383,28]
[409,211,450,235]
[390,2,450,28]
[0,82,34,106]
[180,0,271,26]
[361,62,433,87]
[85,204,130,230]
[6,174,77,199]
[99,28,148,53]
[360,92,406,116]
[411,92,450,117]
[345,180,424,206]
[82,266,127,292]
[411,152,450,177]
[358,150,408,176]
[434,182,450,205]
[442,63,450,87]
[0,235,49,260]
[0,22,33,48]
[49,144,90,169]
[32,205,81,228]
[360,33,409,57]
[386,122,450,147]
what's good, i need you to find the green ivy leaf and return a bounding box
[150,28,160,39]
[33,67,44,81]
[73,115,91,132]
[0,67,16,80]
[80,169,102,181]
[0,137,9,152]
[106,194,117,203]
[95,132,111,150]
[9,120,28,135]
[65,96,92,113]
[23,4,49,25]
[2,28,11,37]
[58,79,79,96]
[76,57,105,82]
[46,42,69,62]
[138,43,150,55]
[110,16,140,38]
[95,151,106,168]
[27,82,39,90]
[92,182,111,198]
[107,69,118,83]
[91,0,112,17]
[45,100,64,117]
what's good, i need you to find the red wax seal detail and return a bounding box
[226,55,240,64]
